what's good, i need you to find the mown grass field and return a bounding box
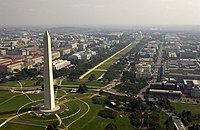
[0,79,39,88]
[69,99,136,130]
[2,123,44,130]
[0,90,138,130]
[0,94,30,118]
[171,102,200,114]
[154,111,169,129]
[80,42,137,80]
[97,43,136,70]
[61,80,107,87]
[84,71,106,79]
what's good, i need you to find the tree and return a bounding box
[104,123,118,130]
[88,74,96,81]
[98,109,117,119]
[129,111,141,128]
[99,89,104,95]
[41,84,44,91]
[46,121,59,130]
[77,84,87,93]
[165,116,174,130]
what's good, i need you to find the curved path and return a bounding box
[0,111,31,128]
[18,81,34,102]
[66,99,90,129]
[0,89,96,129]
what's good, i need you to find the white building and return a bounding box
[52,60,71,70]
[68,53,82,60]
[135,62,152,79]
[52,51,60,60]
[6,61,24,72]
[68,49,96,61]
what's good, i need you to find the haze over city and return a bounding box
[1,0,200,130]
[1,0,200,26]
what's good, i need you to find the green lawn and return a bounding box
[113,112,137,130]
[0,90,137,130]
[153,111,169,129]
[171,102,200,115]
[0,79,39,88]
[1,123,44,130]
[84,71,105,79]
[69,99,136,130]
[97,43,136,70]
[80,42,137,79]
[61,80,107,87]
[58,100,80,118]
[62,99,89,129]
[0,91,16,103]
[97,57,119,70]
[55,89,68,99]
[64,93,93,99]
[0,94,30,119]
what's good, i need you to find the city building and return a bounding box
[148,89,182,99]
[168,51,177,60]
[68,53,82,60]
[139,58,154,67]
[179,49,197,59]
[60,48,71,56]
[52,51,60,60]
[163,59,200,81]
[135,62,152,79]
[52,60,71,70]
[182,79,200,98]
[191,87,200,98]
[78,43,88,51]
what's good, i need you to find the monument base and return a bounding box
[31,104,68,115]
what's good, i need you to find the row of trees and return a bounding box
[116,80,147,96]
[102,41,146,82]
[177,110,193,126]
[67,39,133,81]
[93,93,176,130]
[103,58,128,81]
[98,108,117,119]
[0,68,42,84]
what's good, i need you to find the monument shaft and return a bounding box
[43,31,55,110]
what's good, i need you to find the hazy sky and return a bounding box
[1,0,200,26]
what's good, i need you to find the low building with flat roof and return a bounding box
[148,89,182,98]
[163,59,200,81]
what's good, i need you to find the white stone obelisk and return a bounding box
[43,31,55,110]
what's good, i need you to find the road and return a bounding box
[164,110,186,130]
[152,44,163,81]
[137,44,163,100]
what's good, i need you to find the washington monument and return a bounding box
[43,31,55,110]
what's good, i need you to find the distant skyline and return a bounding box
[1,0,200,26]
